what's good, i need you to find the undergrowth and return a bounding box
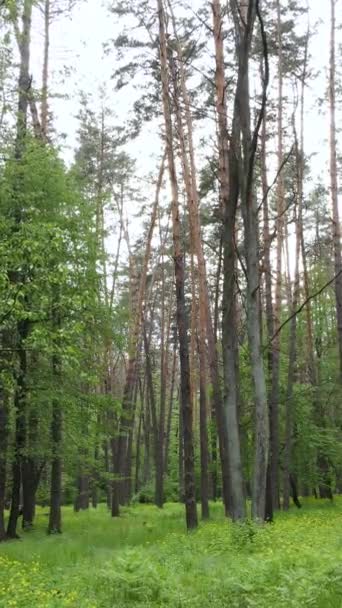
[0,498,341,607]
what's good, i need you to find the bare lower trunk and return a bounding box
[74,474,90,511]
[164,341,176,475]
[48,292,62,535]
[135,394,143,494]
[0,386,8,541]
[198,340,209,519]
[7,329,28,539]
[22,459,40,529]
[48,401,62,534]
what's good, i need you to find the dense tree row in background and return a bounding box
[0,0,341,540]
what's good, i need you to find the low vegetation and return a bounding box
[0,499,341,608]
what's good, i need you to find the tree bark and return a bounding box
[261,111,274,522]
[268,0,284,511]
[230,0,269,521]
[213,0,246,520]
[48,289,62,535]
[157,0,198,529]
[164,334,177,475]
[0,385,8,541]
[6,0,33,541]
[111,155,165,516]
[41,0,50,137]
[329,0,342,382]
[283,143,300,510]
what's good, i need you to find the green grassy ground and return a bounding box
[0,498,341,607]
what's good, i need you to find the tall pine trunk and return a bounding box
[268,0,284,511]
[230,0,269,521]
[329,0,342,381]
[212,0,245,520]
[157,0,197,529]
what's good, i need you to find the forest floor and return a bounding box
[0,498,341,608]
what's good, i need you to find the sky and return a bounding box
[29,0,342,263]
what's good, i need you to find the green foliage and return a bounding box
[0,499,341,607]
[132,477,179,504]
[0,135,126,494]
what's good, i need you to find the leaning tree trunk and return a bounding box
[157,0,197,530]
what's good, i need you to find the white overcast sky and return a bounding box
[29,0,342,257]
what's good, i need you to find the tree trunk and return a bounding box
[164,337,177,475]
[103,440,111,509]
[74,474,90,511]
[230,0,269,521]
[41,0,50,137]
[212,0,246,520]
[48,399,62,534]
[143,322,164,507]
[329,0,342,381]
[48,290,62,535]
[157,0,197,529]
[283,158,300,511]
[22,460,39,529]
[111,156,165,516]
[7,326,28,539]
[6,0,33,541]
[0,386,8,541]
[261,111,274,522]
[22,396,41,529]
[135,386,144,494]
[268,0,284,512]
[198,334,210,519]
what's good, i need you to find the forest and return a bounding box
[0,0,341,606]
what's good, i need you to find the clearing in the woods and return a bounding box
[0,498,341,608]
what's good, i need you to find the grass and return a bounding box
[0,498,341,607]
